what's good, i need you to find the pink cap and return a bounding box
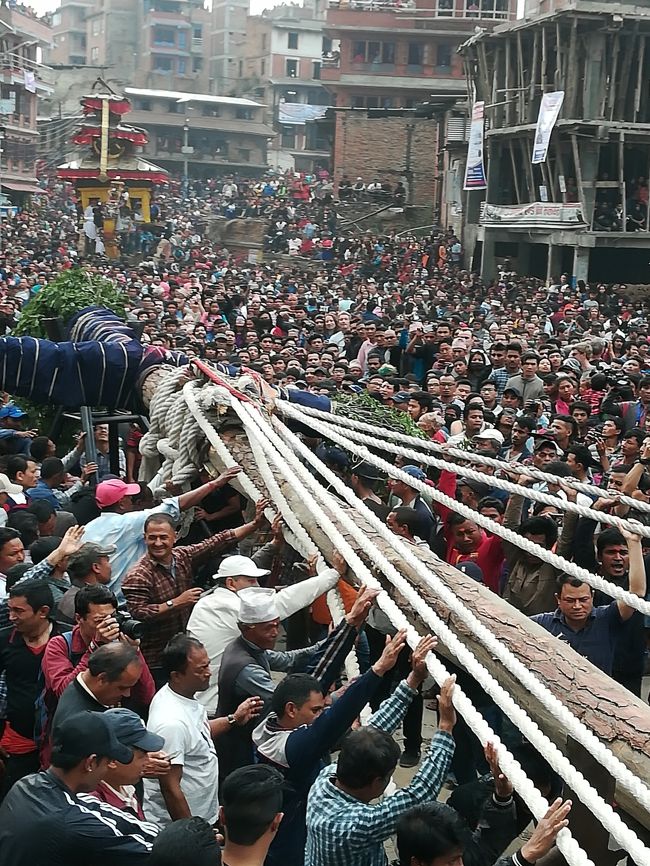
[95,479,141,509]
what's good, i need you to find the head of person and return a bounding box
[387,506,427,541]
[49,710,135,793]
[396,802,468,866]
[237,586,281,650]
[143,513,177,563]
[149,818,222,866]
[86,642,143,706]
[520,515,558,564]
[335,725,401,802]
[511,416,535,448]
[68,542,114,587]
[26,499,57,536]
[448,514,482,554]
[388,465,425,502]
[549,414,576,444]
[556,376,576,404]
[607,463,630,494]
[477,496,505,525]
[101,707,164,787]
[479,381,497,406]
[271,672,326,729]
[350,461,384,493]
[214,554,269,593]
[570,401,590,429]
[8,578,53,636]
[501,387,522,410]
[533,439,560,469]
[161,633,211,694]
[0,403,28,430]
[622,428,644,459]
[6,455,38,490]
[596,527,628,579]
[220,764,284,849]
[521,352,539,380]
[505,342,522,373]
[555,574,594,626]
[30,435,56,463]
[601,417,622,440]
[407,392,433,422]
[564,444,592,479]
[75,584,118,643]
[7,511,39,548]
[463,402,484,436]
[40,457,66,489]
[95,479,141,514]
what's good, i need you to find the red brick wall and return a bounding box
[333,112,439,207]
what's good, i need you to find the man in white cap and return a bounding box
[83,465,242,601]
[187,540,348,714]
[214,571,351,783]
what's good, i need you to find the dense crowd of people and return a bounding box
[0,168,646,865]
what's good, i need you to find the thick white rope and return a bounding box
[234,400,596,866]
[182,378,357,665]
[298,408,650,538]
[281,402,650,617]
[278,401,650,515]
[270,413,650,817]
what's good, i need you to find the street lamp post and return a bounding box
[183,117,189,188]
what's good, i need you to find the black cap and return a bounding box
[53,711,133,764]
[351,459,385,481]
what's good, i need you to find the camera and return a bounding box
[114,610,146,641]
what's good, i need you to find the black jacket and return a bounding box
[0,768,156,865]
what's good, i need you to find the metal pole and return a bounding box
[79,406,98,489]
[183,118,189,195]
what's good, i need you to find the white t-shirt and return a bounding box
[143,685,219,827]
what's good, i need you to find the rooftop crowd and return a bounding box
[0,168,646,866]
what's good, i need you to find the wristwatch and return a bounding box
[227,714,237,726]
[166,599,174,609]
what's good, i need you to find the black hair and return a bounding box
[514,415,536,432]
[409,391,433,412]
[5,562,32,591]
[545,461,573,479]
[50,749,111,772]
[389,506,426,538]
[336,726,401,788]
[6,455,28,481]
[520,515,558,548]
[447,512,477,528]
[87,642,140,680]
[555,573,594,594]
[221,764,284,845]
[596,527,627,556]
[271,673,323,717]
[463,401,484,420]
[396,802,468,866]
[26,500,55,524]
[30,536,62,565]
[149,817,221,866]
[74,584,118,617]
[161,633,204,678]
[40,457,65,481]
[7,511,39,547]
[477,496,505,515]
[8,577,53,613]
[565,444,593,471]
[30,436,52,463]
[144,512,177,532]
[570,401,591,415]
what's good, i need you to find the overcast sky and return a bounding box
[35,0,526,18]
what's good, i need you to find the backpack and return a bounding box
[34,630,82,749]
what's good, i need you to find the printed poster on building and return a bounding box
[532,91,564,165]
[463,101,487,190]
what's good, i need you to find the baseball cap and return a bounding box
[68,541,116,572]
[52,710,133,764]
[95,479,141,508]
[0,472,22,496]
[351,459,385,482]
[474,429,505,445]
[457,478,490,497]
[401,465,426,482]
[103,707,165,754]
[503,387,522,398]
[0,404,26,419]
[215,554,270,579]
[456,561,484,583]
[533,437,562,454]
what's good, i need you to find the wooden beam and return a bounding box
[516,31,525,125]
[619,130,626,231]
[565,17,578,118]
[571,133,588,221]
[541,26,548,92]
[505,37,512,127]
[617,30,636,121]
[634,36,646,121]
[556,141,567,204]
[555,20,563,91]
[509,140,521,204]
[522,136,536,202]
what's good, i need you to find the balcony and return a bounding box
[191,36,203,52]
[325,0,515,22]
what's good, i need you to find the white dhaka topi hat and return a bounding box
[238,586,280,625]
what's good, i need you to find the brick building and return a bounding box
[321,0,517,213]
[0,4,52,199]
[236,3,331,171]
[48,0,92,66]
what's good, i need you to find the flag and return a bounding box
[24,71,36,94]
[532,91,564,165]
[463,101,487,190]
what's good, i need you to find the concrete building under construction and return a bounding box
[461,0,650,282]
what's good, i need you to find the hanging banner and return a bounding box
[532,91,564,165]
[463,101,487,190]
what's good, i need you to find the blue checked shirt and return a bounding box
[305,680,455,866]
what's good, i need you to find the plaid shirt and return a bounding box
[487,367,511,399]
[305,680,455,866]
[122,529,236,669]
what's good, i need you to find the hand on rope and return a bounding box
[484,742,514,800]
[520,799,573,864]
[237,401,647,864]
[371,630,408,676]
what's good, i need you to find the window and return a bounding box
[192,56,203,72]
[238,59,243,76]
[312,61,321,80]
[154,56,174,72]
[167,100,180,112]
[238,148,251,162]
[90,46,99,62]
[286,58,298,78]
[202,105,220,116]
[193,26,202,39]
[178,31,187,50]
[262,33,267,50]
[261,58,266,75]
[235,107,254,119]
[281,125,296,148]
[153,27,175,47]
[178,58,187,75]
[351,41,394,65]
[436,43,452,69]
[322,36,332,54]
[437,0,453,14]
[407,42,423,66]
[51,11,61,26]
[135,99,152,110]
[287,31,298,50]
[91,17,102,36]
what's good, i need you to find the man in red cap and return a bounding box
[83,466,242,603]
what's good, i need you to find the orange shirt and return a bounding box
[311,579,358,626]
